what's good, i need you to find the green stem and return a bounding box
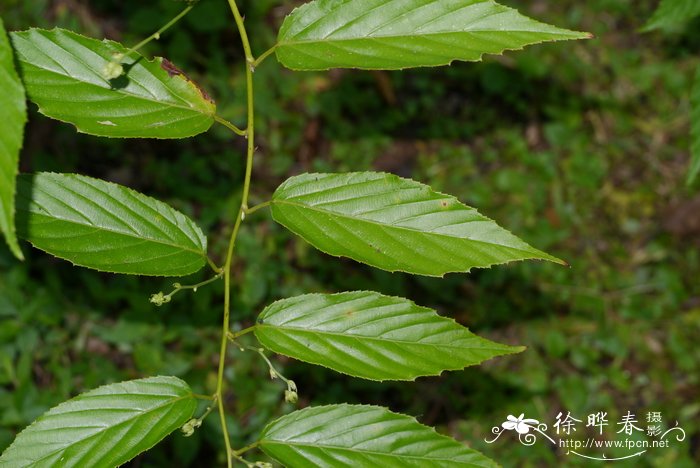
[130,4,194,54]
[233,441,261,457]
[244,200,270,216]
[182,396,218,437]
[207,255,223,273]
[215,115,247,137]
[227,325,257,342]
[199,398,218,419]
[150,273,223,306]
[179,273,223,292]
[247,346,276,374]
[243,346,296,395]
[252,46,277,69]
[217,1,258,467]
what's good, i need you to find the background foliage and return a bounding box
[0,0,698,466]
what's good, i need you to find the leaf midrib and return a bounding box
[257,323,509,351]
[272,198,541,258]
[30,211,204,256]
[24,61,213,117]
[23,193,205,257]
[261,439,486,465]
[14,31,214,117]
[279,27,579,47]
[9,392,191,466]
[23,175,206,257]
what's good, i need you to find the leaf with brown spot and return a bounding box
[10,28,216,139]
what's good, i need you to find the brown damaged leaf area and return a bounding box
[160,58,214,104]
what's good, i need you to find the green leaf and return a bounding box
[255,291,522,381]
[271,172,564,276]
[9,28,215,139]
[0,18,27,260]
[689,65,700,185]
[275,0,590,71]
[643,0,700,32]
[0,376,196,468]
[260,404,497,467]
[15,172,208,276]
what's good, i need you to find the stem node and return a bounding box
[217,2,258,466]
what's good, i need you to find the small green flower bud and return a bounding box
[284,389,298,404]
[181,418,201,437]
[149,292,171,306]
[101,60,124,80]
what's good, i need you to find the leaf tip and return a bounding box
[2,239,25,261]
[158,57,216,106]
[542,252,569,267]
[14,248,25,261]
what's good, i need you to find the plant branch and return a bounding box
[233,441,260,457]
[215,115,247,136]
[150,273,223,306]
[178,274,223,292]
[253,46,277,69]
[243,200,270,216]
[217,1,258,467]
[129,4,195,54]
[227,325,257,342]
[207,255,223,273]
[198,399,218,419]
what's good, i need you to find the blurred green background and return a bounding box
[1,0,699,466]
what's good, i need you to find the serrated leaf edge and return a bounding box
[10,28,215,140]
[259,403,497,467]
[17,172,208,277]
[255,290,525,382]
[271,172,566,277]
[0,18,27,260]
[0,376,195,467]
[275,0,591,71]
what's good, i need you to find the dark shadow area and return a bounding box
[107,56,143,89]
